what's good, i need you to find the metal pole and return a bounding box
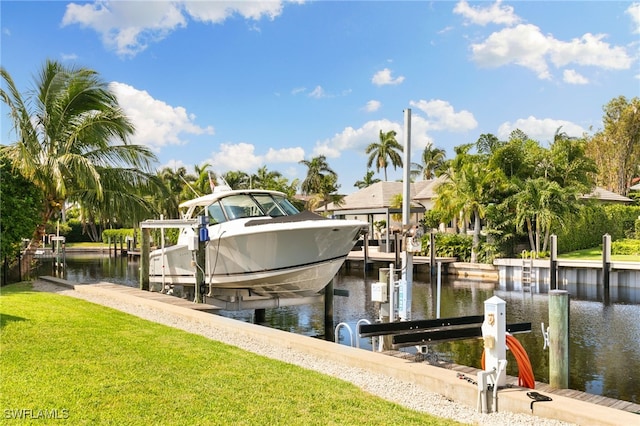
[325,277,335,341]
[140,228,150,291]
[430,231,436,276]
[436,261,442,318]
[602,234,611,294]
[550,234,558,290]
[401,108,413,321]
[195,215,207,303]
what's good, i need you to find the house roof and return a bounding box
[582,187,633,203]
[322,180,631,214]
[413,176,446,201]
[323,180,431,212]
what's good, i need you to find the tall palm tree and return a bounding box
[157,167,189,219]
[411,144,446,180]
[251,166,283,190]
[366,130,403,181]
[512,177,576,254]
[435,145,504,262]
[299,155,337,195]
[192,163,214,195]
[354,169,381,189]
[307,173,344,215]
[1,60,157,237]
[222,170,250,189]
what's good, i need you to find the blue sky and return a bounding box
[2,1,639,193]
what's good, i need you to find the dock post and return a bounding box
[602,234,611,294]
[195,215,208,304]
[549,290,569,389]
[550,234,558,290]
[430,231,436,276]
[324,278,335,341]
[363,231,370,271]
[140,228,150,291]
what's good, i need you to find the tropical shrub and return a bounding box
[611,239,640,255]
[554,204,640,253]
[421,233,473,262]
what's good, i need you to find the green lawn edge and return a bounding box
[0,282,461,425]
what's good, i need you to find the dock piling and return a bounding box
[549,290,569,389]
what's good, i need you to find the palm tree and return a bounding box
[366,130,403,181]
[411,145,446,180]
[435,145,504,263]
[307,173,344,215]
[192,163,214,195]
[512,178,576,254]
[157,167,189,219]
[299,155,337,195]
[222,170,250,189]
[0,60,157,239]
[354,170,381,189]
[251,166,283,190]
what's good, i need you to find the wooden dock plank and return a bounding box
[384,347,640,415]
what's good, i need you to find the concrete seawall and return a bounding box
[38,276,640,425]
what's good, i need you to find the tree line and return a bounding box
[1,60,638,264]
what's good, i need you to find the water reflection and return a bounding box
[35,255,639,404]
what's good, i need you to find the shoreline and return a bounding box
[29,278,638,425]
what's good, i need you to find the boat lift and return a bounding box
[138,217,324,312]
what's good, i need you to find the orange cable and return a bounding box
[481,334,535,389]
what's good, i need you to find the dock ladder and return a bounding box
[521,250,533,292]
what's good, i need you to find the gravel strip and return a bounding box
[33,281,574,426]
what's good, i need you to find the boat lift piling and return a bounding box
[400,107,413,321]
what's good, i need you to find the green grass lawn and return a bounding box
[0,282,460,425]
[559,247,640,262]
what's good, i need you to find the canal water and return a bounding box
[36,253,640,404]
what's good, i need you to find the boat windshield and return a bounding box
[207,193,299,223]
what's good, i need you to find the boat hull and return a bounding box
[149,218,365,297]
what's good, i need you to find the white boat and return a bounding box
[149,186,368,299]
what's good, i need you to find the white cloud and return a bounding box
[265,147,305,163]
[309,86,326,98]
[311,117,434,159]
[627,3,640,34]
[60,53,78,61]
[563,69,588,85]
[313,120,401,158]
[371,68,405,86]
[110,82,214,150]
[207,143,304,173]
[469,24,633,80]
[453,0,521,27]
[183,1,283,23]
[209,142,263,172]
[549,33,633,70]
[470,24,552,79]
[497,116,585,143]
[61,1,286,57]
[409,99,478,132]
[364,100,381,112]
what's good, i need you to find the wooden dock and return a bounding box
[346,246,456,267]
[388,350,640,415]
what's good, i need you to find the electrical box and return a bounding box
[405,236,422,253]
[187,235,199,251]
[371,281,387,302]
